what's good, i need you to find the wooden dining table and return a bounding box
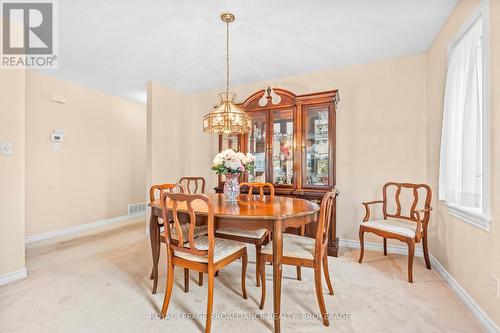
[148,193,320,333]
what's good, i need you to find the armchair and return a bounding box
[358,182,432,282]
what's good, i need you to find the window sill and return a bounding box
[444,202,491,231]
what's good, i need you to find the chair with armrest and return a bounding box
[358,182,433,283]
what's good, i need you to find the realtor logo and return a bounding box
[1,1,57,68]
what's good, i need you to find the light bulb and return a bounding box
[258,93,267,107]
[271,88,281,105]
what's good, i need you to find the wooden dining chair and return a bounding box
[259,190,335,327]
[215,182,273,287]
[179,176,206,195]
[358,182,432,283]
[178,176,209,286]
[149,183,207,293]
[160,192,248,333]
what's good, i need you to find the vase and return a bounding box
[223,173,240,202]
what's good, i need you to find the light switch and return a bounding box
[0,142,14,155]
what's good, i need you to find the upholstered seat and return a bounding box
[362,218,418,238]
[161,223,208,242]
[216,227,267,239]
[261,233,315,260]
[174,236,247,263]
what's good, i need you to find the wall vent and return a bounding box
[128,202,146,215]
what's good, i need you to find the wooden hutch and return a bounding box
[215,88,340,256]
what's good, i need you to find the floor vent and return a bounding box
[128,202,146,215]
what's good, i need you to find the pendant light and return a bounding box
[203,13,251,135]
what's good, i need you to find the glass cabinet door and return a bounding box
[271,109,294,185]
[247,111,267,182]
[220,134,240,151]
[303,105,331,187]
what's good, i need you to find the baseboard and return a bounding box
[0,268,27,286]
[429,254,500,333]
[25,213,145,244]
[339,238,424,257]
[339,238,499,332]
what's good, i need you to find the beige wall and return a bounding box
[146,81,192,189]
[26,71,146,236]
[426,0,500,325]
[149,54,428,243]
[0,69,26,275]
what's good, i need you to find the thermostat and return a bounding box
[51,129,65,142]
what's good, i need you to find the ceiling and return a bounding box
[42,0,458,103]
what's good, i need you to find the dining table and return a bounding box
[148,193,320,333]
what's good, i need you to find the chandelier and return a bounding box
[203,13,251,135]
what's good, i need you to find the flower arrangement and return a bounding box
[211,149,256,175]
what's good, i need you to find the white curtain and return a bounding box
[439,17,483,209]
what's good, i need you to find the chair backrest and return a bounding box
[179,176,206,194]
[382,182,432,224]
[315,190,336,256]
[161,192,215,262]
[149,183,184,203]
[240,182,275,199]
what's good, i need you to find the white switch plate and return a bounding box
[0,142,14,155]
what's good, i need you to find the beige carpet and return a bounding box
[0,219,481,333]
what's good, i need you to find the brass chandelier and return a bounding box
[203,13,251,135]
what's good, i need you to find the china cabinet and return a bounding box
[216,88,339,256]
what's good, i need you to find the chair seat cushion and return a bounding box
[161,223,208,242]
[216,227,267,239]
[261,233,315,260]
[174,236,246,263]
[361,218,417,238]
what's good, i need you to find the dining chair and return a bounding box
[179,176,208,286]
[149,183,207,293]
[215,182,273,287]
[179,176,206,195]
[160,192,248,333]
[358,182,432,283]
[258,190,335,327]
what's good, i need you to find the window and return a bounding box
[439,1,491,231]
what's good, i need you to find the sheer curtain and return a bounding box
[439,17,483,209]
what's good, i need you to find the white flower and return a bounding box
[224,157,243,171]
[222,149,236,160]
[213,153,224,165]
[212,150,251,174]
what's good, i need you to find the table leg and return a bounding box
[149,211,160,294]
[273,220,283,333]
